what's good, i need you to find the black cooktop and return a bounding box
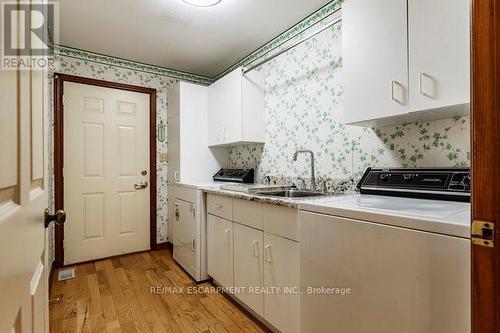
[213,168,254,183]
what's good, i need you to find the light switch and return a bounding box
[160,152,168,162]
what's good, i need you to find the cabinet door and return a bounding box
[167,114,180,182]
[264,233,300,333]
[234,223,264,316]
[207,70,242,146]
[167,185,175,242]
[207,214,234,288]
[408,0,470,112]
[343,0,408,124]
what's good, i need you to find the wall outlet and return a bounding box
[160,152,168,162]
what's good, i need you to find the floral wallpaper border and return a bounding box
[53,45,213,85]
[212,0,343,81]
[53,0,344,84]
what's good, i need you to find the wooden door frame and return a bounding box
[471,0,500,332]
[53,73,158,268]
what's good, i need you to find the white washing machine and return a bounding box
[298,168,471,333]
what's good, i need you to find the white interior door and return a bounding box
[0,9,50,333]
[63,81,150,265]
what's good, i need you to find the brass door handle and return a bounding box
[45,209,66,228]
[134,181,148,190]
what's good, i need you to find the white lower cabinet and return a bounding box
[207,214,233,288]
[233,223,264,316]
[264,232,300,333]
[207,198,300,333]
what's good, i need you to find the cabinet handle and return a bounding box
[192,238,196,250]
[265,244,272,263]
[174,204,180,222]
[391,80,404,105]
[224,229,231,244]
[191,204,196,218]
[252,240,259,257]
[419,72,433,98]
[213,203,223,209]
[174,170,180,182]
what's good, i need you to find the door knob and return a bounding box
[134,181,148,190]
[44,209,66,228]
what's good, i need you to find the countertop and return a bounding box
[299,194,471,238]
[176,181,351,208]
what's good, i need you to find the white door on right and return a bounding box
[408,0,471,112]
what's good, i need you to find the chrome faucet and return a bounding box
[292,150,316,191]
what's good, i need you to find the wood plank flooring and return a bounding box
[50,249,269,333]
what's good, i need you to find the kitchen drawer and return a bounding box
[175,185,197,203]
[233,199,263,230]
[263,204,298,241]
[207,194,233,220]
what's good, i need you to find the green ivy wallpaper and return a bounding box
[228,21,470,184]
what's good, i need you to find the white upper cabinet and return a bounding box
[167,81,226,182]
[408,0,470,112]
[208,68,265,146]
[343,0,470,126]
[343,0,409,124]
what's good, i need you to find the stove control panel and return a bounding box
[358,168,470,202]
[213,168,254,183]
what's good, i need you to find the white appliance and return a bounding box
[298,168,471,333]
[167,81,228,245]
[172,184,212,282]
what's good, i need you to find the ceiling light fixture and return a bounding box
[182,0,221,7]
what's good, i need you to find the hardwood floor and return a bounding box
[49,249,269,333]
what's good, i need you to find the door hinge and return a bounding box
[472,220,495,248]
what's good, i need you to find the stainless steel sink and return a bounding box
[255,189,326,198]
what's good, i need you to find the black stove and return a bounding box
[213,168,254,183]
[357,168,470,202]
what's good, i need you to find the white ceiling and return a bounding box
[59,0,333,77]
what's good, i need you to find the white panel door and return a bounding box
[64,82,150,265]
[408,0,471,112]
[207,214,234,288]
[0,3,50,331]
[233,223,264,316]
[263,233,300,333]
[343,0,408,123]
